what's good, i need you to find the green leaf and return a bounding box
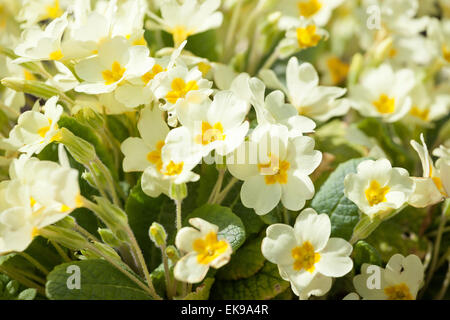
[353,240,382,272]
[45,259,152,300]
[106,115,131,143]
[216,234,265,280]
[183,278,215,300]
[185,30,219,61]
[185,204,246,251]
[311,158,369,240]
[125,181,177,270]
[17,288,37,300]
[0,236,62,275]
[366,211,428,263]
[194,163,218,207]
[211,262,289,300]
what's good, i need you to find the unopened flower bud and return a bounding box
[58,128,97,165]
[166,245,180,263]
[1,78,60,100]
[149,222,167,248]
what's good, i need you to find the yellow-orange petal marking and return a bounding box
[365,180,390,206]
[102,61,126,85]
[372,94,395,114]
[292,241,321,273]
[165,78,199,104]
[193,231,229,265]
[384,283,414,300]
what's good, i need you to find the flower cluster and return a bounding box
[0,0,448,301]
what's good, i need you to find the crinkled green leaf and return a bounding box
[353,240,382,272]
[183,278,215,300]
[211,262,289,300]
[17,288,37,300]
[216,234,265,280]
[311,158,369,240]
[45,259,152,300]
[185,204,246,251]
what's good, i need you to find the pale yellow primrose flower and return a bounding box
[261,208,353,300]
[174,218,232,283]
[17,0,69,28]
[276,0,344,27]
[344,158,414,219]
[4,96,63,156]
[173,90,249,158]
[247,77,316,138]
[153,65,213,127]
[121,106,170,173]
[349,63,415,123]
[426,17,450,64]
[433,144,450,197]
[353,254,424,300]
[259,57,349,122]
[140,126,202,198]
[14,12,68,64]
[64,0,149,60]
[0,155,81,254]
[148,0,223,47]
[409,134,446,208]
[74,36,155,95]
[227,124,322,215]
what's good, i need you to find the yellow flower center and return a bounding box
[365,180,390,206]
[147,140,165,171]
[372,94,395,114]
[327,57,349,85]
[195,121,226,145]
[45,0,63,19]
[429,167,448,196]
[75,194,84,208]
[409,106,429,121]
[37,119,57,138]
[60,204,71,212]
[171,26,193,47]
[198,62,212,77]
[163,160,184,176]
[30,196,37,207]
[31,227,40,238]
[291,241,321,273]
[23,70,36,81]
[49,50,64,61]
[389,48,398,58]
[165,78,199,104]
[443,45,450,63]
[296,25,322,49]
[257,154,290,185]
[298,0,322,18]
[384,283,414,300]
[102,61,126,85]
[132,37,146,46]
[193,231,229,265]
[141,64,164,85]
